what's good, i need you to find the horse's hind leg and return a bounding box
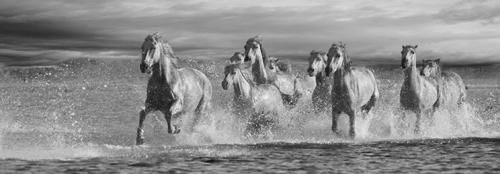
[414,111,422,134]
[162,110,181,134]
[347,109,356,139]
[136,107,152,145]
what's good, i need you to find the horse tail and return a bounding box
[195,72,213,122]
[361,70,379,114]
[445,72,467,106]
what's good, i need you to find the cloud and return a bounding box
[0,0,499,66]
[436,0,500,24]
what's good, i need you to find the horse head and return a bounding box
[230,52,245,64]
[307,50,327,77]
[325,42,349,76]
[268,56,279,72]
[140,33,164,74]
[244,35,268,65]
[222,64,239,90]
[401,45,418,69]
[421,58,441,77]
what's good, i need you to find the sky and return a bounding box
[1,0,500,66]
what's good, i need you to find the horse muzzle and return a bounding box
[140,62,146,73]
[307,68,315,76]
[221,80,229,90]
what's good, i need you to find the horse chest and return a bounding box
[146,84,176,109]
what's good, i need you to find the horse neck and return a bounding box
[333,66,346,89]
[403,56,420,89]
[159,52,179,85]
[252,48,268,84]
[333,58,350,90]
[315,69,329,85]
[233,70,253,99]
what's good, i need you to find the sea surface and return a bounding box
[0,58,499,173]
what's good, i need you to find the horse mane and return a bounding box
[247,35,269,66]
[145,32,180,82]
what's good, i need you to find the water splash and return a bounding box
[0,58,499,160]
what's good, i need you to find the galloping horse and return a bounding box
[243,35,301,106]
[136,33,212,145]
[221,64,283,136]
[307,50,334,112]
[400,45,438,134]
[420,58,467,109]
[325,43,379,138]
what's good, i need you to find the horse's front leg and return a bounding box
[136,106,153,145]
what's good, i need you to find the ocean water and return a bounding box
[0,58,499,173]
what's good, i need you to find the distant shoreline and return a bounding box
[1,56,499,68]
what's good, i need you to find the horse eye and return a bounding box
[231,71,236,75]
[410,51,414,54]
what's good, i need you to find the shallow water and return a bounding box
[0,58,499,173]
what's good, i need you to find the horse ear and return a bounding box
[436,58,441,64]
[402,45,405,49]
[414,45,418,48]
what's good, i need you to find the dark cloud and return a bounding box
[0,0,499,66]
[436,0,500,24]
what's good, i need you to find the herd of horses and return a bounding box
[135,33,467,145]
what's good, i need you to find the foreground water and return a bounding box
[0,58,499,173]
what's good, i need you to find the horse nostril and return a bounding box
[307,68,314,73]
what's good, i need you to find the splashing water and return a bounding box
[0,58,498,167]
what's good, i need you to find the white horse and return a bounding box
[420,58,467,109]
[136,33,212,145]
[325,43,379,138]
[221,64,283,136]
[400,45,438,134]
[307,50,334,113]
